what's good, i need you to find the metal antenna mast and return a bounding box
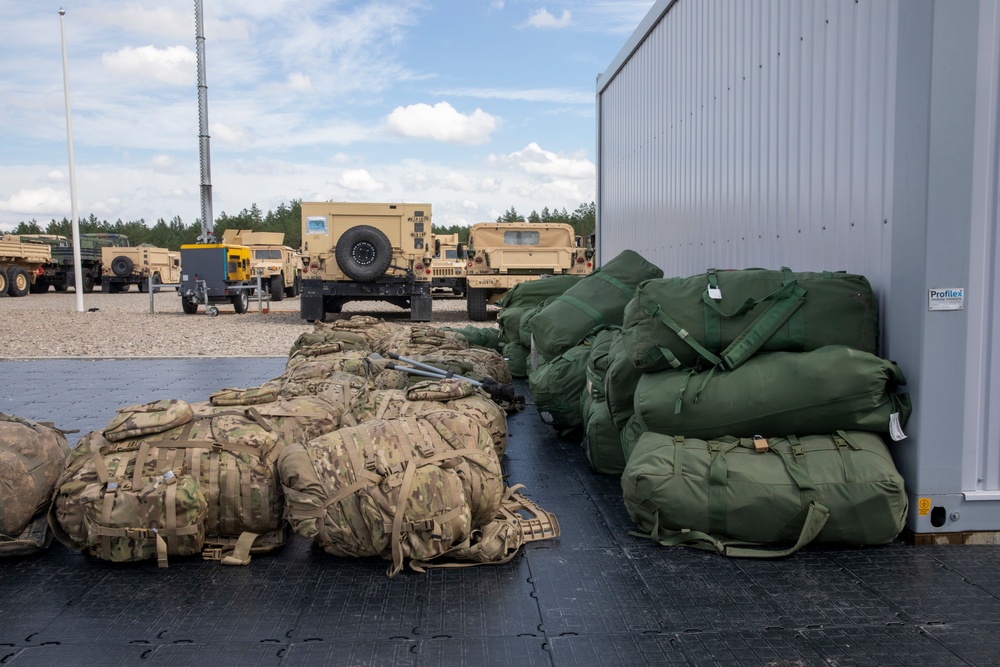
[194,0,214,243]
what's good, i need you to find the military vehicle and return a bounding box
[430,232,465,296]
[101,244,181,293]
[463,221,593,321]
[0,234,51,297]
[179,242,254,315]
[220,229,301,302]
[299,202,434,322]
[23,232,129,293]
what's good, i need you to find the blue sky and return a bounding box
[0,1,654,232]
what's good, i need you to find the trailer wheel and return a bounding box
[467,287,489,321]
[111,256,134,278]
[182,298,199,314]
[82,270,95,293]
[231,290,249,314]
[7,267,30,297]
[270,275,285,302]
[335,225,393,282]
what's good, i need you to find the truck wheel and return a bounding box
[54,281,68,292]
[335,225,393,282]
[8,267,30,297]
[467,287,489,321]
[182,298,198,314]
[151,273,162,293]
[30,279,49,294]
[231,290,249,314]
[111,255,134,278]
[0,270,9,296]
[82,270,95,293]
[270,275,284,302]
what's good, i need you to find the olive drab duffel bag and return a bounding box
[634,346,912,440]
[529,250,663,361]
[622,430,908,557]
[528,338,595,437]
[0,412,70,555]
[621,267,879,373]
[49,399,292,567]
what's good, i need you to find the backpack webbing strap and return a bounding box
[593,271,635,299]
[555,294,606,328]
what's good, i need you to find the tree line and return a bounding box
[8,200,596,250]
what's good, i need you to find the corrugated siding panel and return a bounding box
[598,0,897,300]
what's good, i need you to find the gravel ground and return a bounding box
[0,288,496,359]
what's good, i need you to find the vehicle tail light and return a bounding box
[474,256,483,264]
[587,262,592,268]
[309,261,319,273]
[576,256,585,264]
[415,263,424,272]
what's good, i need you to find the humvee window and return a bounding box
[503,230,541,246]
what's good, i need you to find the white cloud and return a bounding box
[386,102,497,145]
[286,72,312,92]
[526,8,572,29]
[0,187,69,215]
[102,45,196,86]
[491,1,505,8]
[338,169,385,192]
[211,122,251,147]
[505,142,595,179]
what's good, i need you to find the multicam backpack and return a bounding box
[284,350,408,389]
[348,379,508,457]
[375,325,470,357]
[279,411,554,576]
[287,329,371,358]
[0,412,70,556]
[49,399,291,567]
[309,316,399,350]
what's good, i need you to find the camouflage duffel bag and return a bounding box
[411,347,513,386]
[279,410,515,576]
[1,412,71,556]
[288,328,371,358]
[49,399,291,567]
[196,395,345,446]
[309,315,400,350]
[284,350,408,389]
[348,379,508,457]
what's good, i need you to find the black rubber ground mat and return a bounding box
[1,359,1000,666]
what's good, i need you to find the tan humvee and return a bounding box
[430,232,465,296]
[299,202,434,322]
[101,245,180,293]
[0,234,51,297]
[221,229,302,301]
[464,221,593,320]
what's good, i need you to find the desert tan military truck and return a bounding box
[464,221,593,320]
[23,232,129,293]
[221,229,302,302]
[101,244,181,293]
[0,234,51,297]
[300,202,434,322]
[430,232,465,296]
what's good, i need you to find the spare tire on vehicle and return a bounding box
[111,255,134,278]
[335,225,393,282]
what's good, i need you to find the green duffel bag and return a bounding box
[497,306,527,345]
[442,326,502,351]
[622,430,907,557]
[622,267,879,373]
[519,296,557,349]
[581,397,625,476]
[528,340,593,437]
[503,341,530,378]
[620,414,646,462]
[635,346,911,440]
[495,274,586,310]
[605,331,644,429]
[585,326,621,402]
[530,250,663,360]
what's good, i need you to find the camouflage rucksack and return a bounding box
[49,399,290,567]
[411,348,513,386]
[279,411,522,576]
[348,379,508,457]
[310,316,399,350]
[284,350,408,389]
[376,325,470,357]
[287,329,371,358]
[0,412,70,556]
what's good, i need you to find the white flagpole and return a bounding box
[59,8,84,313]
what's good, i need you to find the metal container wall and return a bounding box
[597,0,1000,533]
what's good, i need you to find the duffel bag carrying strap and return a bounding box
[703,267,808,370]
[637,500,830,558]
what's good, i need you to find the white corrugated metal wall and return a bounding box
[597,0,1000,533]
[598,0,897,299]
